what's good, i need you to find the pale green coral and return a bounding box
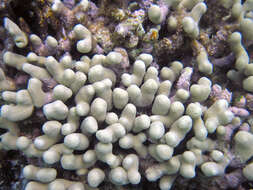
[1,8,253,190]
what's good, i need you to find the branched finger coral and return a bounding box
[1,0,253,190]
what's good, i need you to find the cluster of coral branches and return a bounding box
[1,0,253,190]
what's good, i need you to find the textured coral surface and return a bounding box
[1,0,253,190]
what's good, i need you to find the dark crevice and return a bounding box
[0,128,7,136]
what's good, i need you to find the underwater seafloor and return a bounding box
[1,0,253,190]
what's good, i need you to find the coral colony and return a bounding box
[1,0,253,189]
